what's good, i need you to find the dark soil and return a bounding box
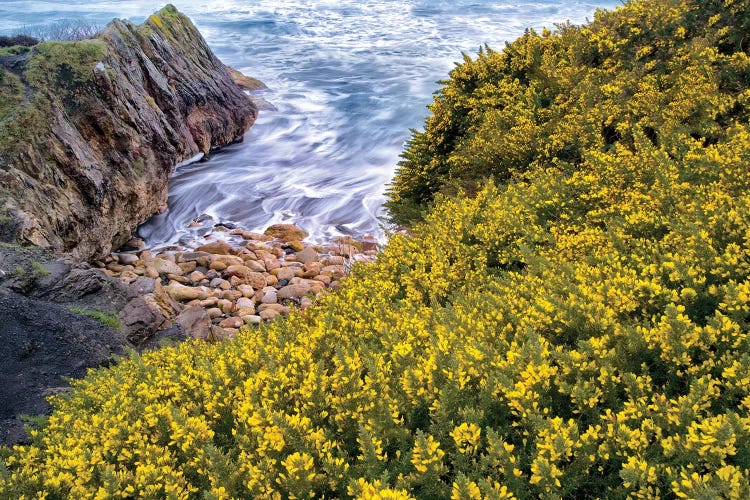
[0,245,131,446]
[0,290,127,446]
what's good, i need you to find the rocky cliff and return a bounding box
[0,5,257,261]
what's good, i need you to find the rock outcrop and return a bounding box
[0,289,129,446]
[0,5,257,261]
[0,243,131,446]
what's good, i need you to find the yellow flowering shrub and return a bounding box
[3,0,750,498]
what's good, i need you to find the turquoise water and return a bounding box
[0,1,615,246]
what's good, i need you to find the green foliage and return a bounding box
[0,69,24,122]
[0,38,104,156]
[17,414,49,435]
[30,261,49,278]
[24,40,105,89]
[3,0,750,498]
[0,45,31,57]
[69,307,121,329]
[386,0,750,224]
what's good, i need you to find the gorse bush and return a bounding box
[3,0,750,498]
[385,0,750,225]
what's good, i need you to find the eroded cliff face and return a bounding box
[0,5,257,261]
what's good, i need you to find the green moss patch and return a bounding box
[24,40,105,89]
[69,307,120,329]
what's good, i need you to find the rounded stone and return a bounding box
[206,307,223,319]
[287,240,305,252]
[116,253,140,266]
[264,224,308,242]
[272,267,296,281]
[261,290,277,304]
[219,316,243,329]
[210,260,228,271]
[196,240,233,255]
[295,246,319,265]
[236,297,255,310]
[259,309,280,321]
[243,315,262,325]
[165,283,201,302]
[278,283,312,300]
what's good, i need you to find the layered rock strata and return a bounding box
[0,5,257,261]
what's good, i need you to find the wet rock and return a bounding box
[122,237,146,251]
[182,251,212,263]
[287,240,305,252]
[227,66,268,91]
[264,224,309,242]
[178,261,197,274]
[0,6,257,261]
[197,240,234,255]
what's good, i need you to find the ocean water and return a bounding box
[0,0,615,247]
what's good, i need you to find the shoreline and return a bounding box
[96,221,378,344]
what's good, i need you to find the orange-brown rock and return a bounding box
[197,241,234,256]
[263,224,309,243]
